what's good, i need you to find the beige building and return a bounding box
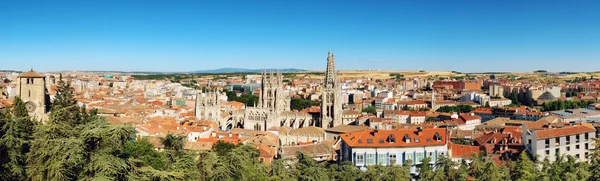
[489,84,504,98]
[16,70,49,121]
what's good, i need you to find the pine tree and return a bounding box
[588,138,600,181]
[0,114,35,180]
[12,97,28,118]
[417,157,434,180]
[294,152,330,181]
[162,133,186,153]
[270,159,296,181]
[52,74,77,111]
[513,151,538,181]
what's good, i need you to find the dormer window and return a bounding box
[414,138,420,143]
[387,134,396,143]
[358,139,363,143]
[404,134,411,143]
[434,132,442,141]
[367,139,373,144]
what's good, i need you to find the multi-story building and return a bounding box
[339,128,448,174]
[489,84,504,98]
[433,80,481,91]
[522,123,596,162]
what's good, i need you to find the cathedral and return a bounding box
[195,51,343,131]
[195,70,311,131]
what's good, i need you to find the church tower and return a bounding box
[258,69,290,113]
[17,69,49,121]
[194,88,221,123]
[321,51,343,128]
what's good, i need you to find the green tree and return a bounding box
[124,137,166,170]
[362,106,377,115]
[295,152,330,181]
[11,97,29,118]
[212,140,237,156]
[270,159,296,181]
[162,133,186,153]
[512,151,538,181]
[0,111,35,180]
[588,138,600,181]
[290,98,320,111]
[52,74,77,112]
[417,157,434,180]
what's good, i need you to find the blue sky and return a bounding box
[1,0,599,72]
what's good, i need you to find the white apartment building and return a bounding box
[522,123,596,162]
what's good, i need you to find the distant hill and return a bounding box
[190,68,305,73]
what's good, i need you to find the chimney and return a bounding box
[211,131,216,137]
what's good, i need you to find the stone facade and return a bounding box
[321,51,343,129]
[196,70,312,131]
[16,70,49,121]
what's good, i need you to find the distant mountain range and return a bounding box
[190,68,306,73]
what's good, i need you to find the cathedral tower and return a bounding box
[321,51,343,128]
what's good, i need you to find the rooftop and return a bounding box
[340,128,447,148]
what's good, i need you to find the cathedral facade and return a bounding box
[195,70,311,131]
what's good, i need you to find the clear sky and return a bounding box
[1,0,599,72]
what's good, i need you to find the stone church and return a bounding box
[16,70,50,121]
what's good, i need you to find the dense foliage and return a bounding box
[436,105,474,113]
[540,99,597,111]
[362,106,377,115]
[290,98,321,111]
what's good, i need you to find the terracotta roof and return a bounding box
[534,124,596,139]
[280,143,335,159]
[449,143,480,158]
[184,142,213,150]
[326,125,372,133]
[289,126,324,136]
[459,113,481,121]
[340,128,447,148]
[343,110,361,115]
[18,70,45,78]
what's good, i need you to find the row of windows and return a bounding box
[355,151,446,165]
[545,143,590,155]
[544,133,591,148]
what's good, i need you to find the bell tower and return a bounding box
[17,69,48,121]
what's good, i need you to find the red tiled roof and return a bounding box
[19,70,45,78]
[449,143,481,158]
[535,124,596,139]
[340,128,447,148]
